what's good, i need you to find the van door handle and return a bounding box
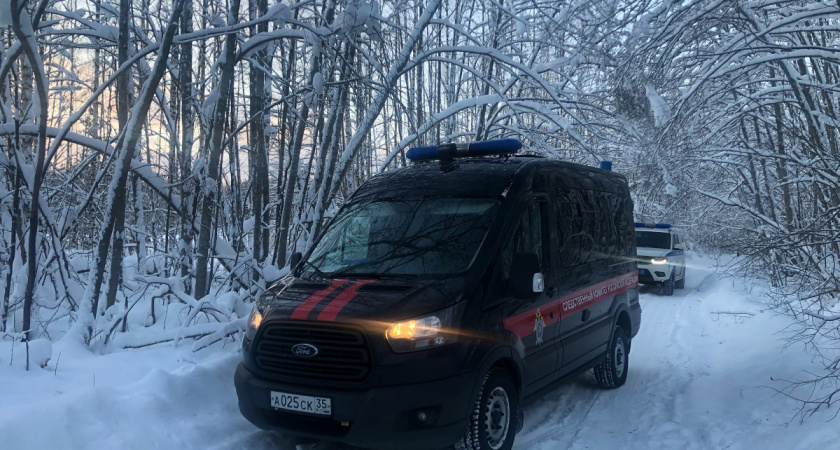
[545,286,556,297]
[581,310,591,322]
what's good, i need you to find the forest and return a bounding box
[0,0,838,414]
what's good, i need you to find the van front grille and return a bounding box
[254,321,372,382]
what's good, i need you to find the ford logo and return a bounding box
[291,343,318,358]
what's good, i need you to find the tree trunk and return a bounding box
[249,0,270,273]
[327,0,442,209]
[12,1,50,349]
[101,0,137,314]
[275,52,321,268]
[194,0,242,298]
[179,0,196,294]
[79,0,187,341]
[1,164,21,334]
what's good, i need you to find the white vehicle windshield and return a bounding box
[635,231,671,250]
[302,198,500,277]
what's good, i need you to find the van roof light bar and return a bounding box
[406,138,522,162]
[634,222,672,229]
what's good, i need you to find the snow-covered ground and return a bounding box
[2,256,838,450]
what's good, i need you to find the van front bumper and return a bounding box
[637,264,672,284]
[234,363,476,450]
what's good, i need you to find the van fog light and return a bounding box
[412,407,439,426]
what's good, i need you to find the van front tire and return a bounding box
[457,368,518,450]
[594,326,630,389]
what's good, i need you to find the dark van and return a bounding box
[234,139,641,450]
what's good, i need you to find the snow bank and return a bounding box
[0,338,52,369]
[0,340,292,450]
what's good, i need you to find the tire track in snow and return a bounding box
[513,382,601,449]
[594,267,717,450]
[515,260,717,450]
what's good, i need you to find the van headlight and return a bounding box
[245,305,264,341]
[651,257,668,265]
[385,305,460,353]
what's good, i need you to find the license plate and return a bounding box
[270,391,332,416]
[638,268,648,275]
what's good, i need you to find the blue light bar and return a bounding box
[406,138,522,161]
[635,222,672,229]
[600,161,613,171]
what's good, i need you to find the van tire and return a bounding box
[675,267,686,289]
[594,325,630,389]
[457,368,518,450]
[662,274,675,296]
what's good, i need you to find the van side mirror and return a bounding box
[510,252,543,300]
[673,243,684,251]
[290,252,303,270]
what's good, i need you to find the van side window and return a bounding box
[620,194,636,256]
[555,189,592,266]
[600,192,626,259]
[500,201,545,279]
[611,193,628,256]
[556,189,630,265]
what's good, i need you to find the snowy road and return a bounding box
[516,257,837,450]
[515,261,717,450]
[2,256,839,449]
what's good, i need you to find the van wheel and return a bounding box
[662,273,675,296]
[675,266,686,289]
[457,368,518,450]
[594,325,630,389]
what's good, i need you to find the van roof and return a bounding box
[636,228,671,234]
[350,155,629,204]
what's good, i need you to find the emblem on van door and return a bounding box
[534,309,545,345]
[291,343,319,358]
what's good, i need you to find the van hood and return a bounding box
[260,277,466,325]
[636,247,671,259]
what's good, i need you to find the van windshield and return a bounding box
[635,231,671,250]
[301,198,500,277]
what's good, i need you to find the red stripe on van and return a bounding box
[317,280,375,322]
[290,279,347,320]
[503,272,638,339]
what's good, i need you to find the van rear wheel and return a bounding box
[457,368,518,450]
[594,325,630,389]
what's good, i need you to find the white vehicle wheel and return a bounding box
[675,266,686,289]
[662,273,675,296]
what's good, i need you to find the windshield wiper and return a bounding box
[329,271,418,281]
[300,259,330,280]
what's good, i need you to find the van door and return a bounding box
[551,188,628,370]
[499,198,560,392]
[552,188,598,370]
